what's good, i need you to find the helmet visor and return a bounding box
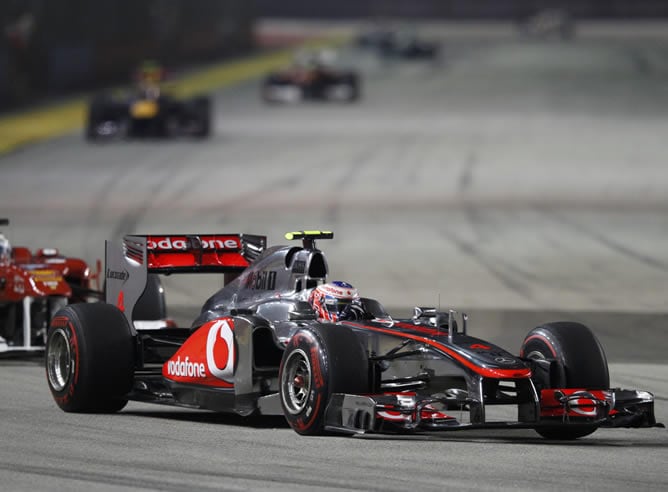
[324,297,353,316]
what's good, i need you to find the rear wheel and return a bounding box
[262,79,302,104]
[521,321,609,439]
[191,97,211,138]
[85,98,104,140]
[346,74,361,102]
[279,324,368,435]
[46,303,134,412]
[85,96,120,140]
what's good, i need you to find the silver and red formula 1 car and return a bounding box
[45,231,661,438]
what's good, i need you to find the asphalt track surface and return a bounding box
[1,21,667,491]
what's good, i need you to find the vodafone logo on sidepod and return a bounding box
[165,319,236,386]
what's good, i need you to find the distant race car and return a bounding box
[0,218,101,352]
[262,51,360,103]
[86,61,211,140]
[357,29,440,60]
[45,230,661,438]
[355,28,396,49]
[516,8,576,40]
[378,34,440,60]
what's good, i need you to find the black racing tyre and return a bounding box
[520,321,609,440]
[132,274,167,321]
[189,96,211,138]
[85,98,105,140]
[0,303,18,344]
[346,74,361,102]
[86,95,121,140]
[46,303,134,413]
[279,324,369,435]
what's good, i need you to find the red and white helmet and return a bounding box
[308,281,359,322]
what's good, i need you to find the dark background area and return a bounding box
[1,0,667,111]
[0,0,253,110]
[253,0,668,19]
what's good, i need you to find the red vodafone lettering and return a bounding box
[146,236,240,250]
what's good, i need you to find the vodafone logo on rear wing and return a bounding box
[121,233,255,273]
[146,235,241,251]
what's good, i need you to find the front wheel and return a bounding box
[279,324,369,435]
[521,321,609,440]
[46,303,135,412]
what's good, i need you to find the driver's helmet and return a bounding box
[308,280,359,322]
[135,60,165,85]
[0,234,11,264]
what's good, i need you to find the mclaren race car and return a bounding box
[45,231,661,438]
[262,50,360,103]
[86,61,211,140]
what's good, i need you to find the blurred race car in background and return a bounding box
[356,27,440,60]
[262,50,360,103]
[356,27,396,48]
[45,230,661,438]
[378,33,440,60]
[86,61,212,140]
[516,8,576,40]
[0,218,101,352]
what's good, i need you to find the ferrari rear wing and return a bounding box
[105,234,266,331]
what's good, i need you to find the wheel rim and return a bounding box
[47,328,72,392]
[525,350,547,361]
[281,349,312,415]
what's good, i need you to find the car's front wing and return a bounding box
[323,388,662,434]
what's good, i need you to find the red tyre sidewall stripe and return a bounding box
[49,315,81,405]
[521,334,557,358]
[290,330,327,433]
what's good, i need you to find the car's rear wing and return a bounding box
[105,233,266,331]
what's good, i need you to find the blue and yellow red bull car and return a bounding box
[85,61,211,140]
[45,231,661,438]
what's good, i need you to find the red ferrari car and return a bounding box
[0,219,101,352]
[262,51,360,103]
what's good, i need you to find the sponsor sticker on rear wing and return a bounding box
[123,234,266,273]
[105,233,266,331]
